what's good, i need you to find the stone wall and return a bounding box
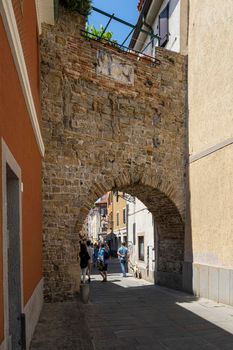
[40,9,187,301]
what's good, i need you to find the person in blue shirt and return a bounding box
[117,242,129,277]
[98,243,109,282]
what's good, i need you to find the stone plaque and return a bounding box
[96,50,134,85]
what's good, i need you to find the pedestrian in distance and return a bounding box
[79,243,90,284]
[98,243,110,282]
[105,243,110,259]
[86,240,94,283]
[93,243,99,267]
[117,241,129,277]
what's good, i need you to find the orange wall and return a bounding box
[113,192,127,231]
[12,0,41,123]
[0,150,3,344]
[0,7,42,343]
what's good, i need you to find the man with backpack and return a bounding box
[117,242,129,277]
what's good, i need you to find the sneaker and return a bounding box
[88,277,91,283]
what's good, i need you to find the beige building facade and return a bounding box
[111,192,127,246]
[185,0,233,305]
[132,0,233,305]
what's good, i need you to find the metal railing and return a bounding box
[82,6,161,63]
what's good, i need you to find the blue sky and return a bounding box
[88,0,139,46]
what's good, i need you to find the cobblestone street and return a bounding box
[30,259,233,350]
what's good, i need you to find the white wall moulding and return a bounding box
[0,0,45,156]
[189,137,233,164]
[24,278,44,350]
[0,339,6,350]
[193,263,233,307]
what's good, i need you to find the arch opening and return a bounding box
[80,184,184,289]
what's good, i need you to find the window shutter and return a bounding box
[159,4,169,47]
[123,209,126,224]
[133,223,136,245]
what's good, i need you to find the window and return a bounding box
[138,236,144,261]
[123,208,126,224]
[116,212,119,226]
[100,207,107,217]
[102,223,107,232]
[159,3,169,47]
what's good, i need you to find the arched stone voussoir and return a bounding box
[138,172,183,219]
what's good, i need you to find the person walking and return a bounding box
[117,242,129,277]
[98,243,109,282]
[93,243,99,267]
[86,240,94,283]
[79,243,90,284]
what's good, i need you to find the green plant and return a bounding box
[60,0,92,17]
[85,24,117,44]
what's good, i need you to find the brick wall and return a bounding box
[40,9,187,301]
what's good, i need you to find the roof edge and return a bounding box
[129,0,152,49]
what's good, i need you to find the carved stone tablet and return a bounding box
[96,50,134,85]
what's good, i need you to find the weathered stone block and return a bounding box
[96,50,134,85]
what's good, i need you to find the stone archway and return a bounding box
[78,173,184,290]
[41,9,187,301]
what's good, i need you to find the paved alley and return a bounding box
[30,259,233,350]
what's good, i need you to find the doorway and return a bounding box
[2,141,23,350]
[6,164,22,349]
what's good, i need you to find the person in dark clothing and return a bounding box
[98,243,109,282]
[79,243,90,284]
[93,243,99,267]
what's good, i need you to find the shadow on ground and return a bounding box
[30,259,233,350]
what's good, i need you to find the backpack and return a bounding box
[104,249,110,260]
[80,252,90,268]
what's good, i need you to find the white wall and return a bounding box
[36,0,55,35]
[128,198,155,282]
[113,227,127,243]
[142,0,181,56]
[88,208,100,242]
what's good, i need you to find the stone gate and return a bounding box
[41,9,187,301]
